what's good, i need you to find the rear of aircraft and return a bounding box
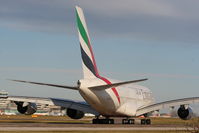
[75,6,122,114]
[75,6,122,107]
[75,6,147,108]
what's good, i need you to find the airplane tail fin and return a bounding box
[75,6,100,79]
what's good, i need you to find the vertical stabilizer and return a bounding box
[76,6,100,79]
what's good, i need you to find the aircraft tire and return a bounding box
[146,119,151,125]
[141,119,146,125]
[92,118,114,124]
[122,119,134,124]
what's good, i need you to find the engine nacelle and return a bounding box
[67,108,84,119]
[16,102,37,115]
[177,105,193,120]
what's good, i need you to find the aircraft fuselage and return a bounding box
[79,78,154,117]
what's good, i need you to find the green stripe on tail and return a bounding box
[76,10,91,50]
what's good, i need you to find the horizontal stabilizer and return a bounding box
[9,79,78,90]
[88,78,148,90]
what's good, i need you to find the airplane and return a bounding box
[7,6,199,124]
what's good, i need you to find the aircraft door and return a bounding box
[137,89,143,100]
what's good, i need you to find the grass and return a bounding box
[151,117,189,125]
[0,115,90,123]
[0,131,188,133]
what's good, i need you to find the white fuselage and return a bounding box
[78,78,155,117]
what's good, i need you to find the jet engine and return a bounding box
[15,102,37,115]
[67,108,84,119]
[177,105,193,120]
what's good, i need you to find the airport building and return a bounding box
[0,90,66,116]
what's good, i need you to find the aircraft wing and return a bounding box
[7,96,99,115]
[9,80,78,90]
[136,97,199,116]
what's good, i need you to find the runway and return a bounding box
[0,123,191,131]
[0,126,190,131]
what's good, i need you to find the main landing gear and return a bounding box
[92,117,151,124]
[122,118,151,125]
[140,119,151,125]
[122,119,134,124]
[92,118,114,124]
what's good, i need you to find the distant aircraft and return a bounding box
[8,6,199,124]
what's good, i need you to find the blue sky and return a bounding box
[0,0,199,107]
